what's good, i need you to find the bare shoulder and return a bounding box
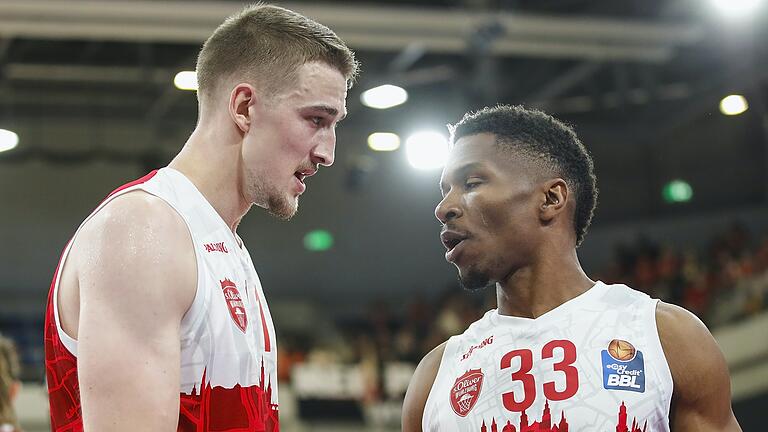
[655,301,724,381]
[79,190,188,242]
[78,190,192,263]
[656,301,741,431]
[402,341,447,432]
[75,190,196,315]
[413,340,447,385]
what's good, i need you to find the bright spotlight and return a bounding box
[711,0,763,18]
[405,131,448,170]
[360,84,408,109]
[0,129,19,153]
[368,133,401,152]
[719,94,748,116]
[174,71,198,91]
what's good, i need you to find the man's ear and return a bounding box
[540,178,568,223]
[228,83,258,133]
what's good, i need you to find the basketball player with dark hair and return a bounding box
[403,105,741,431]
[44,4,358,431]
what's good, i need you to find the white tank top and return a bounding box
[51,167,279,429]
[423,281,672,432]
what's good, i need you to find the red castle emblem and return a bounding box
[451,368,484,417]
[220,279,247,333]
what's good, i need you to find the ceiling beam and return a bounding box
[0,0,704,62]
[4,63,174,85]
[525,61,603,107]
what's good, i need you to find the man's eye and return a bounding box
[310,117,323,126]
[465,180,482,189]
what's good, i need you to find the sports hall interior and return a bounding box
[0,0,767,430]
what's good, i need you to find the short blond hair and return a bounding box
[196,3,359,104]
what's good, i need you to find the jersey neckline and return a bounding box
[489,280,607,326]
[163,166,246,253]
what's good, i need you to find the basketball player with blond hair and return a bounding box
[403,105,741,431]
[44,4,358,431]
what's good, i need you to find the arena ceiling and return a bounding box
[1,0,767,306]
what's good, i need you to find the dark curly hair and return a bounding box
[449,105,598,246]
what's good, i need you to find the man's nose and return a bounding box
[435,193,462,223]
[311,131,336,167]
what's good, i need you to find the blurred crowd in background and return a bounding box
[599,222,768,325]
[277,221,768,406]
[1,222,767,419]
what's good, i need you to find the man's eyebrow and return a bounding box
[454,162,485,176]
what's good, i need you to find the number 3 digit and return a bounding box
[500,349,536,412]
[542,340,578,400]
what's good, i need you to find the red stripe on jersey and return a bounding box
[105,170,158,201]
[178,364,279,432]
[258,296,272,352]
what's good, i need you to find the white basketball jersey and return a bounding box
[50,167,279,430]
[423,281,672,432]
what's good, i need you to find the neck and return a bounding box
[168,121,251,234]
[495,246,594,318]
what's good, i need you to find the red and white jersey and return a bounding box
[423,281,673,432]
[44,167,279,432]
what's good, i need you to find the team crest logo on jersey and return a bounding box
[450,369,483,417]
[220,279,248,333]
[601,339,645,393]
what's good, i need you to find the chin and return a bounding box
[267,194,298,220]
[458,267,492,292]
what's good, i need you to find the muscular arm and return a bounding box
[402,342,446,432]
[74,192,196,431]
[656,301,742,432]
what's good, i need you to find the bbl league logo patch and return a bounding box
[220,278,248,333]
[450,369,484,417]
[601,339,645,393]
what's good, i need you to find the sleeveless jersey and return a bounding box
[44,167,279,432]
[423,281,673,432]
